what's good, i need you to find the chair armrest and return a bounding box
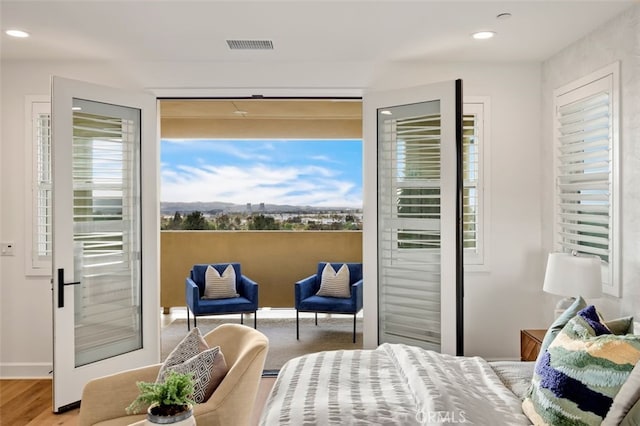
[239,275,259,305]
[186,277,200,309]
[295,275,318,305]
[351,279,363,311]
[78,364,161,426]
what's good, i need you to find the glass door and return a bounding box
[51,77,159,412]
[363,80,463,355]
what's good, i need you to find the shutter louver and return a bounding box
[378,103,443,351]
[71,107,142,366]
[462,113,478,253]
[35,112,53,263]
[556,91,611,262]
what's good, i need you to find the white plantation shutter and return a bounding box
[554,64,619,296]
[461,101,486,266]
[377,100,450,351]
[26,99,53,274]
[36,110,53,262]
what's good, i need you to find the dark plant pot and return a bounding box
[146,404,195,425]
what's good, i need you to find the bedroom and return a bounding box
[1,0,639,421]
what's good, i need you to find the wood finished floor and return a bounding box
[1,310,278,425]
[0,377,276,426]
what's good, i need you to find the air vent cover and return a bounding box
[226,39,274,50]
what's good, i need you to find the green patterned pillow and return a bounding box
[537,296,587,364]
[523,306,640,425]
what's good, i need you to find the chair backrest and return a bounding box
[191,263,242,297]
[197,324,269,425]
[316,262,363,285]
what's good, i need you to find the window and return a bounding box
[462,99,489,268]
[553,63,620,296]
[25,96,52,275]
[382,99,489,269]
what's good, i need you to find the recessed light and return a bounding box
[472,31,496,40]
[5,29,29,38]
[72,107,82,111]
[380,110,392,115]
[496,12,512,20]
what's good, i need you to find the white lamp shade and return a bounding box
[543,252,602,298]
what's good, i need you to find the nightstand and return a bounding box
[520,329,546,361]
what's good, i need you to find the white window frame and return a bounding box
[24,95,52,276]
[463,97,490,270]
[552,62,620,296]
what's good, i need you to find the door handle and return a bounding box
[58,268,81,308]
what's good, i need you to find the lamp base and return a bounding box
[554,296,576,319]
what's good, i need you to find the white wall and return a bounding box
[1,57,545,378]
[540,5,640,321]
[363,62,546,358]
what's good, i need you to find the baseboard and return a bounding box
[0,362,52,379]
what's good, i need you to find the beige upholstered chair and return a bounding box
[78,324,269,426]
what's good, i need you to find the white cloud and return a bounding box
[161,163,362,207]
[164,139,272,161]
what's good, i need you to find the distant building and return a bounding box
[259,203,265,213]
[246,203,252,213]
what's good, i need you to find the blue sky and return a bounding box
[161,139,363,208]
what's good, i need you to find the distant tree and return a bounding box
[168,212,183,230]
[161,211,183,230]
[345,214,356,223]
[248,214,279,230]
[329,221,342,230]
[286,216,302,224]
[215,214,231,230]
[182,211,208,230]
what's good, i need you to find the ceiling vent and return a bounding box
[226,39,274,50]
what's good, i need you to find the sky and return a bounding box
[161,139,363,208]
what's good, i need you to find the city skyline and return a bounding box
[161,139,363,208]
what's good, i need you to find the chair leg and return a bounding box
[187,307,190,331]
[194,314,197,329]
[315,312,318,326]
[296,310,300,340]
[353,314,357,344]
[241,313,244,325]
[254,311,257,329]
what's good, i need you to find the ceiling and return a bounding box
[0,1,635,64]
[160,99,361,119]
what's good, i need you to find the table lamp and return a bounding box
[543,251,602,318]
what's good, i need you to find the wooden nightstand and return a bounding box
[520,329,546,361]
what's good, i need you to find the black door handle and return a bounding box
[58,268,81,308]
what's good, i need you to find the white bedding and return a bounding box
[260,343,531,426]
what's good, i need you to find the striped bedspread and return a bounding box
[260,343,531,426]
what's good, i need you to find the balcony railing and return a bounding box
[161,230,363,312]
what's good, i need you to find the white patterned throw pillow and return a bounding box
[156,327,229,404]
[203,264,238,299]
[157,327,209,381]
[167,346,228,403]
[316,263,351,298]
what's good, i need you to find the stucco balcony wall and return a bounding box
[161,230,363,310]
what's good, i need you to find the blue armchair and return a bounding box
[294,262,363,343]
[185,263,258,330]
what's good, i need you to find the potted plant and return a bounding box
[127,370,196,425]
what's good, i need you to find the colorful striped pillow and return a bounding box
[523,306,640,425]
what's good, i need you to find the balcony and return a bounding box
[161,230,363,312]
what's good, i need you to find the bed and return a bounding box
[259,343,535,425]
[259,300,640,426]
